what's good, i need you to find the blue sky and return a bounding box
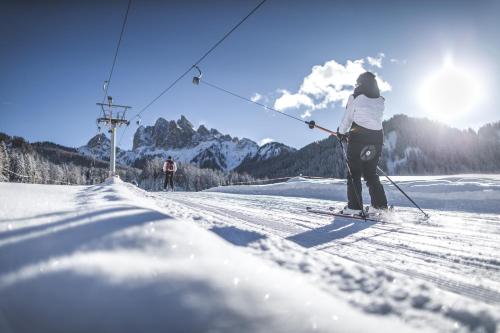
[1,0,499,150]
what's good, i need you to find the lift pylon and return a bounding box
[96,96,131,177]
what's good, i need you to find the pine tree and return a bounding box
[24,153,38,183]
[0,142,9,182]
[10,152,27,182]
[39,159,50,184]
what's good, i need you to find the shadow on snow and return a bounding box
[210,226,266,247]
[286,218,375,248]
[0,206,171,275]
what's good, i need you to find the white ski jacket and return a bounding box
[338,94,385,134]
[163,160,177,173]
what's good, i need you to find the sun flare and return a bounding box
[418,57,482,121]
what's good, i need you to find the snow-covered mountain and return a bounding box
[78,115,295,171]
[78,114,500,177]
[380,115,500,174]
[77,133,114,161]
[235,142,297,175]
[237,115,500,178]
[253,142,296,160]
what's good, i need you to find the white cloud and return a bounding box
[251,93,263,103]
[274,89,315,111]
[273,56,392,118]
[366,53,385,68]
[300,110,312,119]
[258,138,274,146]
[390,58,407,65]
[376,78,392,93]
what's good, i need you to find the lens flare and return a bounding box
[418,56,482,121]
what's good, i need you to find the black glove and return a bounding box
[336,127,348,142]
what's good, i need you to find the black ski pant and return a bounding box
[164,171,174,190]
[346,142,387,210]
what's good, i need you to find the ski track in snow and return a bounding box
[1,180,429,333]
[1,176,499,332]
[145,179,500,333]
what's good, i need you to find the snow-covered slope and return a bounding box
[207,174,500,214]
[149,174,500,333]
[0,179,423,333]
[78,116,294,171]
[1,175,499,332]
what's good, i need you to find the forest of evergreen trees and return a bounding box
[237,115,500,178]
[2,114,499,191]
[0,133,137,185]
[380,115,500,174]
[236,136,347,179]
[138,158,256,191]
[0,133,255,191]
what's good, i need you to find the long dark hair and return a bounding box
[353,72,380,99]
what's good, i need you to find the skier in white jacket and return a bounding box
[337,72,388,214]
[162,156,177,191]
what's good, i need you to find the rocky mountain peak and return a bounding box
[154,117,169,127]
[197,124,210,137]
[81,115,295,172]
[256,142,296,160]
[78,133,112,161]
[177,115,194,131]
[133,115,213,150]
[209,128,221,137]
[87,133,109,148]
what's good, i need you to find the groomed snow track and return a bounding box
[156,193,500,304]
[148,190,500,332]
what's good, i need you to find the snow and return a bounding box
[208,174,500,214]
[79,123,291,171]
[385,146,422,174]
[117,138,258,171]
[255,142,293,160]
[1,175,499,332]
[386,130,397,150]
[0,179,425,333]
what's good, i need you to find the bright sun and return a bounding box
[418,57,482,121]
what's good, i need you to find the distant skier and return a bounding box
[337,71,388,214]
[162,156,177,191]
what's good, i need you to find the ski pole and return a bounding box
[309,121,367,219]
[376,167,429,218]
[306,120,337,135]
[308,121,367,219]
[337,139,367,220]
[308,121,429,218]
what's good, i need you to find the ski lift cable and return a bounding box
[97,0,132,152]
[200,79,308,125]
[224,175,336,186]
[198,78,337,136]
[198,78,338,135]
[101,0,133,108]
[118,0,268,147]
[0,166,72,185]
[129,0,268,121]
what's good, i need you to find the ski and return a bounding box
[305,206,383,223]
[331,205,394,215]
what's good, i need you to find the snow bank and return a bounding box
[207,174,500,214]
[0,180,419,333]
